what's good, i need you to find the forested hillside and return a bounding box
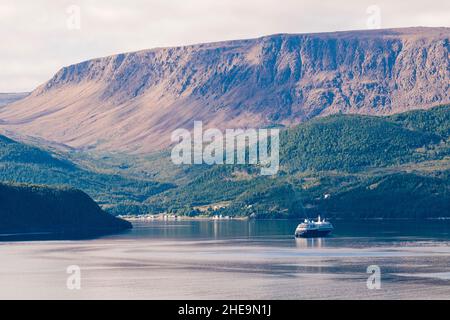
[0,134,173,214]
[1,105,449,219]
[146,104,450,218]
[0,182,131,239]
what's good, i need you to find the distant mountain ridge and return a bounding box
[0,92,28,107]
[0,27,448,153]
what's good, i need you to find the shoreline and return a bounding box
[118,214,450,222]
[118,213,249,222]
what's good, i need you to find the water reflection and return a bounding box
[2,219,450,299]
[106,219,450,242]
[295,237,327,248]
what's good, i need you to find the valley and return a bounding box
[1,104,449,219]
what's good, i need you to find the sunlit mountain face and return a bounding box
[1,27,448,153]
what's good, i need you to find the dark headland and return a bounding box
[0,182,132,241]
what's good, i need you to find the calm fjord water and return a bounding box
[1,219,450,299]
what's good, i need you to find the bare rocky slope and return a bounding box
[0,27,448,153]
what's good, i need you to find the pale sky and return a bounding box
[1,0,449,92]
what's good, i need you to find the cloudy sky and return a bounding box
[1,0,449,92]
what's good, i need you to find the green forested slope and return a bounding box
[146,105,450,218]
[0,134,173,214]
[2,105,449,219]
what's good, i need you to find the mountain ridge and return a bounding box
[33,26,450,70]
[1,27,449,153]
[0,92,29,107]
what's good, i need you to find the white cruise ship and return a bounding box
[294,215,333,238]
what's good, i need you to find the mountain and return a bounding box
[145,104,450,218]
[0,93,28,107]
[0,133,173,214]
[0,182,132,240]
[0,27,448,153]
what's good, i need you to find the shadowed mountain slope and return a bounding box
[0,182,132,239]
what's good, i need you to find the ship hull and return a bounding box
[295,229,332,238]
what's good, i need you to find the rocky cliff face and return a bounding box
[0,27,448,153]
